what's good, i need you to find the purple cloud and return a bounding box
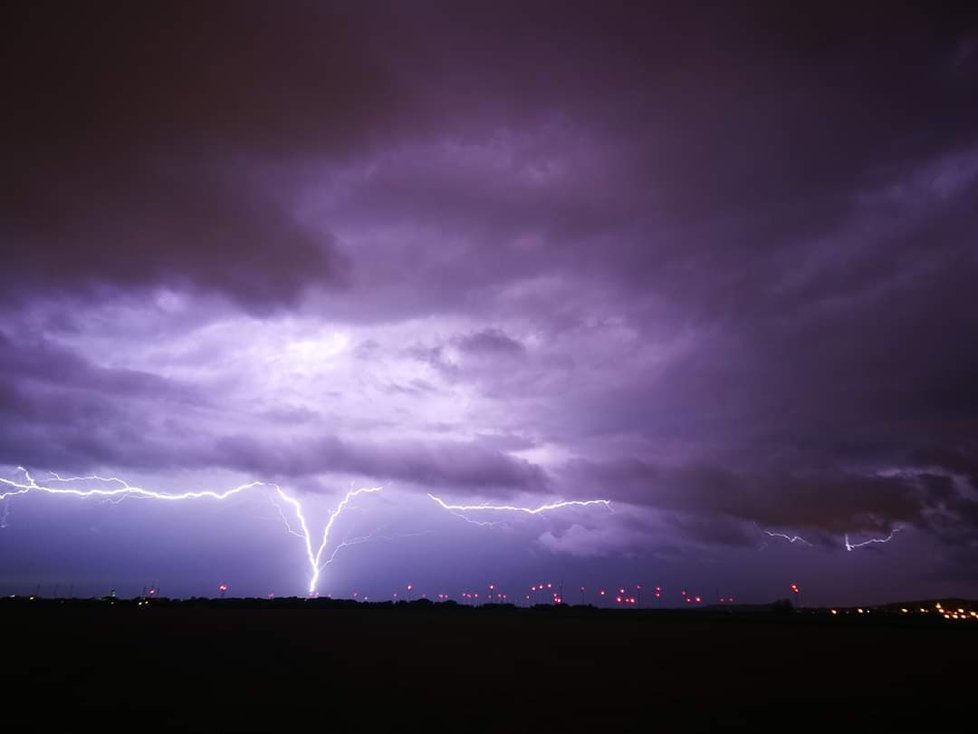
[1,2,977,603]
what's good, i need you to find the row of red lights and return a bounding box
[212,581,801,604]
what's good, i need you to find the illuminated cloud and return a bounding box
[1,2,977,604]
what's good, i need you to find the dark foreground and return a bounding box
[3,600,975,733]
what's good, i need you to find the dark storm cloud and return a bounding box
[664,514,761,549]
[295,1,978,341]
[1,1,398,308]
[6,1,975,311]
[4,159,346,308]
[454,329,525,358]
[561,458,954,543]
[913,446,978,490]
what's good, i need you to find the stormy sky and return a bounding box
[2,1,977,606]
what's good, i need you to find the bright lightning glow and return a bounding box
[272,485,382,593]
[1,466,382,595]
[844,527,901,551]
[428,493,611,517]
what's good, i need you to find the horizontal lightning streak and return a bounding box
[759,524,903,552]
[845,528,901,551]
[427,493,611,516]
[764,530,812,546]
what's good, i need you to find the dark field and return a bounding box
[3,600,975,732]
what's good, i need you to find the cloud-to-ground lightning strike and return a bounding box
[273,485,382,593]
[428,493,611,524]
[0,467,382,595]
[845,528,902,551]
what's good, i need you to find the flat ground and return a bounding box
[2,601,974,732]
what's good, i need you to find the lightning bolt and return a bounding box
[0,466,382,595]
[845,527,901,551]
[428,493,611,526]
[321,529,434,569]
[759,524,904,553]
[48,471,131,487]
[273,485,382,593]
[763,529,812,546]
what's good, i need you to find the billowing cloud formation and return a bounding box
[2,2,978,600]
[2,2,393,306]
